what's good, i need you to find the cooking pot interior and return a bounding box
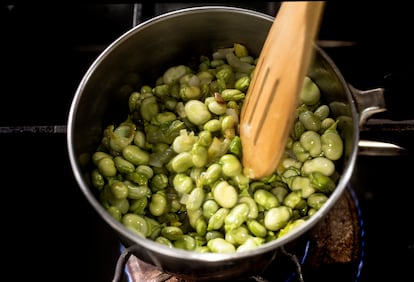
[68,6,358,280]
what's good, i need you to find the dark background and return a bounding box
[1,3,413,281]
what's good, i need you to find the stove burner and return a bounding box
[115,185,364,282]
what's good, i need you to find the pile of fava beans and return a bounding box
[90,43,344,253]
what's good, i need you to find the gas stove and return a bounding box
[2,3,413,282]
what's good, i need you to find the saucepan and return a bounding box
[67,6,386,280]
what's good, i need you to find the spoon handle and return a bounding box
[240,1,325,179]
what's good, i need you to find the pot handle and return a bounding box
[348,84,386,127]
[350,84,414,155]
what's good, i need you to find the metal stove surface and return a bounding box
[2,3,413,282]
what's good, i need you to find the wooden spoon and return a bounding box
[240,1,325,179]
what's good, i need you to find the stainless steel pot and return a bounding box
[67,6,385,281]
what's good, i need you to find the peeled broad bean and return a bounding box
[264,206,292,231]
[90,43,347,253]
[212,181,238,208]
[207,237,236,253]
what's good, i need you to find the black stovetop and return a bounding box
[2,3,413,282]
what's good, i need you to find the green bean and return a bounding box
[212,180,238,208]
[161,226,184,241]
[172,130,196,153]
[122,144,150,166]
[219,154,242,177]
[220,89,245,101]
[234,76,250,92]
[150,173,168,191]
[207,238,236,253]
[170,151,193,173]
[114,156,135,175]
[300,130,322,157]
[205,230,224,241]
[92,151,113,166]
[186,187,205,211]
[91,169,105,190]
[283,191,303,209]
[271,186,289,203]
[321,125,344,161]
[246,219,267,238]
[126,171,148,186]
[204,119,222,132]
[184,100,212,126]
[145,216,162,240]
[153,112,177,125]
[163,65,188,84]
[237,237,264,252]
[224,203,250,231]
[277,219,306,238]
[238,195,259,219]
[129,197,148,215]
[155,236,174,248]
[264,206,292,231]
[314,104,330,120]
[173,173,194,194]
[122,213,149,237]
[301,156,335,176]
[300,76,320,106]
[135,164,153,179]
[307,193,328,210]
[225,225,250,245]
[97,157,117,177]
[106,206,122,221]
[254,189,279,210]
[299,110,321,132]
[149,191,168,216]
[174,235,197,251]
[292,141,310,163]
[180,85,202,101]
[309,172,336,193]
[140,96,159,122]
[207,207,230,231]
[110,180,129,199]
[201,163,222,186]
[202,199,219,219]
[153,84,170,98]
[289,176,315,198]
[128,91,141,112]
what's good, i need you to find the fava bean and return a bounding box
[90,43,346,253]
